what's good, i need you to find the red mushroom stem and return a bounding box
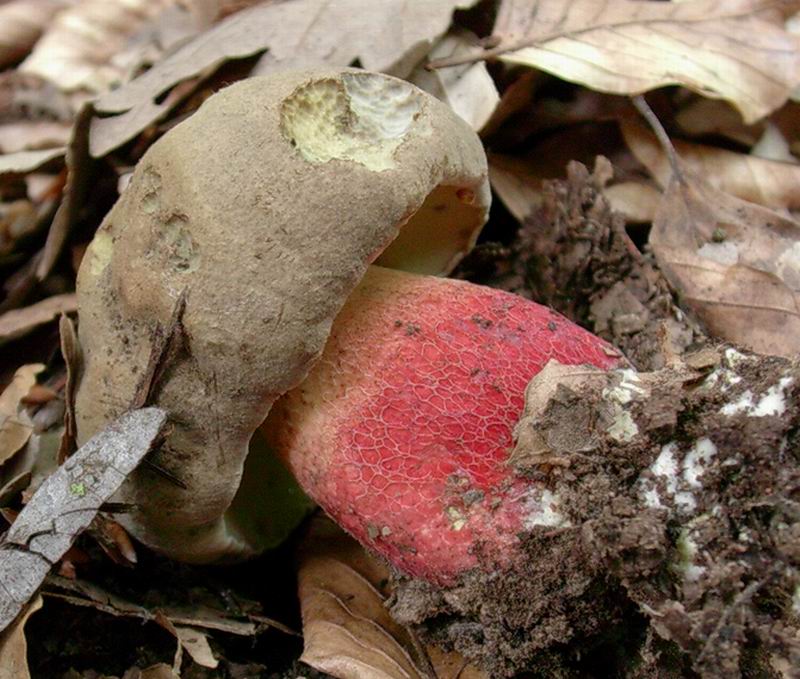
[263,266,624,584]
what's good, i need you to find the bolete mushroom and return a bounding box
[75,69,622,575]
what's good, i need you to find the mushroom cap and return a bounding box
[74,69,490,561]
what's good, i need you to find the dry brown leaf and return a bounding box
[298,517,486,679]
[750,121,797,162]
[0,429,61,508]
[0,121,72,155]
[409,30,499,131]
[0,364,44,468]
[622,120,800,210]
[0,148,64,176]
[138,665,180,679]
[651,165,800,357]
[441,0,800,124]
[18,0,189,93]
[604,181,661,223]
[36,104,92,281]
[173,625,218,669]
[0,595,42,679]
[487,123,622,222]
[488,153,546,221]
[479,71,540,139]
[0,0,73,69]
[0,293,77,345]
[426,647,486,679]
[674,97,761,147]
[89,0,478,156]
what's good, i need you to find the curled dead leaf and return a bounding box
[410,30,499,131]
[603,181,661,224]
[298,516,486,679]
[436,0,800,124]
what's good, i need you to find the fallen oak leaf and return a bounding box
[0,407,167,634]
[621,119,800,210]
[431,0,800,124]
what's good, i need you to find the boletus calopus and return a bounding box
[75,69,622,576]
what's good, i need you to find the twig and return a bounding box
[630,95,685,185]
[131,289,188,410]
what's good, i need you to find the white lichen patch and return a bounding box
[683,438,717,488]
[643,487,663,509]
[652,443,678,480]
[640,439,717,515]
[602,369,647,442]
[720,375,794,417]
[720,390,754,416]
[702,348,751,393]
[702,367,742,392]
[280,73,425,171]
[606,409,638,443]
[723,347,752,369]
[523,489,570,529]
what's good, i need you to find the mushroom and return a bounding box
[74,69,622,573]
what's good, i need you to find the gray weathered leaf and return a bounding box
[0,408,167,633]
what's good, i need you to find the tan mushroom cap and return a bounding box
[74,69,490,562]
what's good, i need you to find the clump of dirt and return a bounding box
[455,157,702,371]
[390,349,800,677]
